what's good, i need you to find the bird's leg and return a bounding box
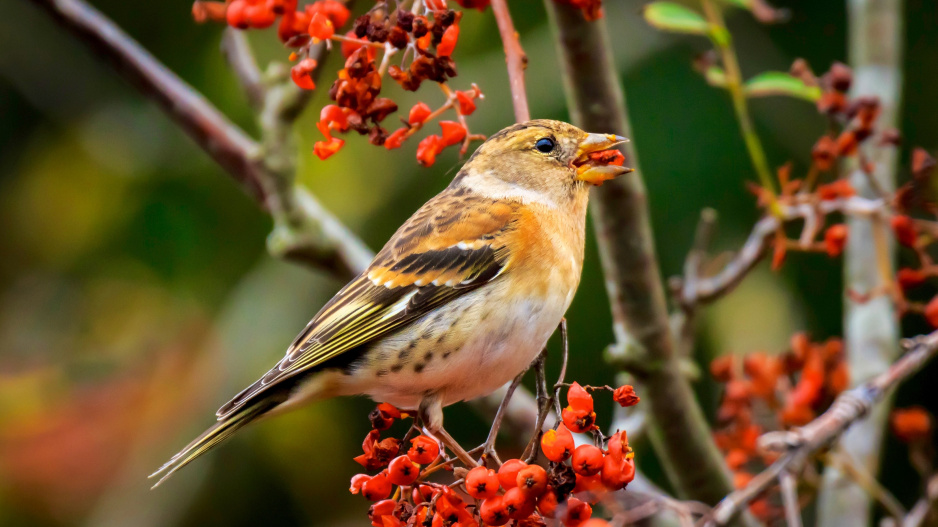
[478,365,530,466]
[418,395,479,468]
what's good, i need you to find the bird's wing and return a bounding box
[216,192,521,418]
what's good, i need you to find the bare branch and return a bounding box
[706,329,938,526]
[221,28,265,110]
[490,0,529,122]
[544,0,737,506]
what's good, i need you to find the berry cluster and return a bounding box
[709,334,849,520]
[192,0,486,165]
[347,383,639,526]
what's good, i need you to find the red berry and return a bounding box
[246,3,276,28]
[408,102,432,125]
[925,296,938,328]
[437,24,459,57]
[562,406,596,433]
[564,497,593,526]
[455,90,477,115]
[515,464,547,497]
[290,58,318,90]
[612,385,640,407]
[497,459,527,490]
[541,425,574,462]
[313,137,344,160]
[601,454,635,490]
[824,224,848,257]
[571,445,604,476]
[350,473,370,494]
[465,466,500,499]
[384,128,409,150]
[536,489,558,518]
[503,486,536,520]
[226,0,249,29]
[416,135,444,167]
[362,472,392,501]
[407,435,440,464]
[369,499,397,526]
[892,215,918,247]
[606,430,629,459]
[566,382,594,412]
[439,121,467,147]
[308,11,335,41]
[479,496,510,526]
[898,268,928,290]
[387,455,421,486]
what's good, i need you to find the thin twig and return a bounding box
[490,0,529,122]
[705,329,938,526]
[779,471,803,527]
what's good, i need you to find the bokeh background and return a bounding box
[1,0,937,525]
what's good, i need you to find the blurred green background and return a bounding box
[1,0,937,525]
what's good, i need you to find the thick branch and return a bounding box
[490,0,530,122]
[544,1,735,506]
[819,0,905,522]
[30,0,371,279]
[706,330,938,526]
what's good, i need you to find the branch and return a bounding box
[675,196,888,310]
[705,330,938,526]
[490,0,530,122]
[30,0,372,279]
[818,0,905,521]
[544,1,737,508]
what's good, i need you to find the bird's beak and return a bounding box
[573,133,634,186]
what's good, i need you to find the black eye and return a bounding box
[535,137,555,153]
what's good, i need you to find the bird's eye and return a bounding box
[535,137,556,153]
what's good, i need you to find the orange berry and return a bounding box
[226,0,250,29]
[566,382,593,412]
[571,445,604,476]
[350,473,370,494]
[416,135,443,167]
[897,268,927,290]
[515,464,548,497]
[465,466,500,500]
[891,215,918,247]
[562,406,596,433]
[290,58,318,90]
[384,128,409,150]
[308,11,335,42]
[439,121,467,147]
[455,90,477,115]
[612,385,640,407]
[536,488,558,518]
[605,430,629,460]
[362,472,392,501]
[891,407,932,443]
[824,224,848,257]
[408,102,432,125]
[369,499,397,526]
[503,487,536,520]
[387,455,420,486]
[497,459,527,490]
[479,496,510,526]
[437,24,459,57]
[313,137,344,160]
[925,295,938,328]
[407,435,439,464]
[600,454,635,490]
[541,425,574,462]
[563,497,593,526]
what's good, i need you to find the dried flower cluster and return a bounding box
[346,383,638,527]
[709,334,849,520]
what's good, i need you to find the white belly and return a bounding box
[347,277,575,410]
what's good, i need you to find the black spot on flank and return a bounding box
[436,333,447,344]
[442,351,451,359]
[376,369,388,377]
[414,363,425,373]
[423,351,433,361]
[390,364,403,372]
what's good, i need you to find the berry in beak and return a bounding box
[573,133,633,186]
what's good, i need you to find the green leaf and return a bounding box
[743,72,822,101]
[643,2,710,35]
[702,66,728,88]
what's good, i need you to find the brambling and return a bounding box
[151,119,630,486]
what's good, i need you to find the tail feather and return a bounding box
[149,399,276,488]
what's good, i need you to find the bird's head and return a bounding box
[453,119,633,206]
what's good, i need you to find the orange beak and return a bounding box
[573,133,633,186]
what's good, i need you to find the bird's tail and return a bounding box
[148,398,277,488]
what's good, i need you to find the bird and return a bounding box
[150,119,631,487]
